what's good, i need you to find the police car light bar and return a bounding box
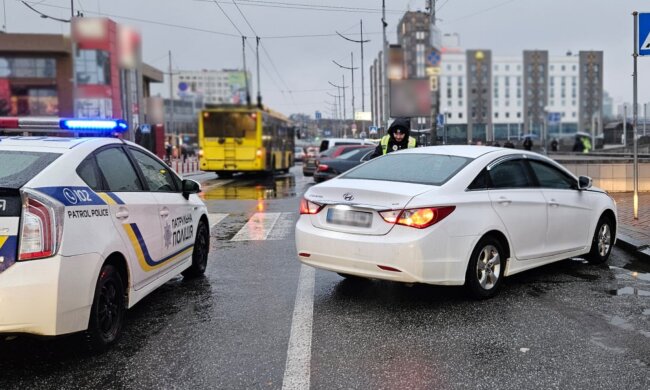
[0,117,128,133]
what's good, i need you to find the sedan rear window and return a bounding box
[0,150,60,189]
[341,153,471,185]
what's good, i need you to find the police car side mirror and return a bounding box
[182,179,201,199]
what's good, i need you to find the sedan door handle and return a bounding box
[548,199,560,207]
[115,210,129,220]
[497,196,511,206]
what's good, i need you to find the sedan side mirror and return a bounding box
[182,179,201,199]
[578,175,592,190]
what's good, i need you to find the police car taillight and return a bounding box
[18,190,64,261]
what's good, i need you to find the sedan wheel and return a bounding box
[586,217,614,265]
[466,237,505,299]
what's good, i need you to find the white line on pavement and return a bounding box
[231,212,281,241]
[266,212,296,241]
[282,265,315,390]
[208,213,229,230]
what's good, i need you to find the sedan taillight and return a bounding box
[299,198,324,215]
[18,190,64,261]
[379,206,455,229]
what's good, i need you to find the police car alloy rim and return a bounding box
[476,244,501,290]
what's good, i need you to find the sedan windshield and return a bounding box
[340,153,471,185]
[0,150,61,189]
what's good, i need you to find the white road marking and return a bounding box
[208,213,229,230]
[231,212,281,241]
[282,265,315,390]
[267,212,296,241]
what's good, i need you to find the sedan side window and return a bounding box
[129,148,178,192]
[528,160,576,189]
[95,147,143,192]
[488,159,532,189]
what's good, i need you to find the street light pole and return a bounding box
[382,0,389,132]
[333,53,358,120]
[633,12,639,220]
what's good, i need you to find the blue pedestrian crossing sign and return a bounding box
[427,50,441,66]
[547,112,561,125]
[315,111,322,120]
[640,13,650,56]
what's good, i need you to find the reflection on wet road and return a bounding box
[200,172,307,201]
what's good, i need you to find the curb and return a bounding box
[615,233,650,262]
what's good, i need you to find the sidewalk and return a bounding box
[610,192,650,260]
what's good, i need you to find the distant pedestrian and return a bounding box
[572,136,583,152]
[550,138,559,152]
[503,140,515,148]
[523,136,533,151]
[581,136,592,153]
[493,141,501,147]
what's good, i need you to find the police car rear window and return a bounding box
[0,151,60,189]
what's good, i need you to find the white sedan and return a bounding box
[295,146,617,298]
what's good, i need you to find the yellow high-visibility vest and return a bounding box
[380,135,416,155]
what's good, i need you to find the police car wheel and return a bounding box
[183,221,210,278]
[85,264,126,350]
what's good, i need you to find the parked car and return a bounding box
[319,138,370,153]
[313,146,374,183]
[296,145,617,299]
[294,146,306,163]
[303,144,374,177]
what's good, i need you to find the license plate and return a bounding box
[326,208,372,227]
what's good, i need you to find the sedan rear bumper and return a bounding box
[295,216,475,285]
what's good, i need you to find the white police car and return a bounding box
[0,118,209,348]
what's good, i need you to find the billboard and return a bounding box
[228,71,248,104]
[388,45,404,80]
[389,79,431,117]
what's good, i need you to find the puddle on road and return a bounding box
[608,267,650,297]
[201,174,297,200]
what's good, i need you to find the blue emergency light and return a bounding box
[0,117,128,134]
[60,119,128,132]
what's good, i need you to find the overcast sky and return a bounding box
[5,0,650,118]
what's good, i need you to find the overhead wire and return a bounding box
[193,0,404,14]
[229,0,295,103]
[208,0,288,102]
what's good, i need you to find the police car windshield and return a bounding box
[0,151,60,189]
[340,153,471,186]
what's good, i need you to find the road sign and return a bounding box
[426,66,441,76]
[547,112,561,125]
[640,13,650,56]
[369,126,378,134]
[140,124,151,134]
[436,114,445,127]
[427,50,441,66]
[315,111,322,120]
[429,75,438,91]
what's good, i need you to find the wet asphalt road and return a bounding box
[1,165,649,389]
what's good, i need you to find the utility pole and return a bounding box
[633,11,639,220]
[336,21,370,116]
[168,50,175,145]
[382,0,389,132]
[428,0,439,145]
[70,0,74,19]
[332,53,358,120]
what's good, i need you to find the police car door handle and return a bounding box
[159,209,169,217]
[115,210,129,220]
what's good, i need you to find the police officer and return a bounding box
[370,117,416,159]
